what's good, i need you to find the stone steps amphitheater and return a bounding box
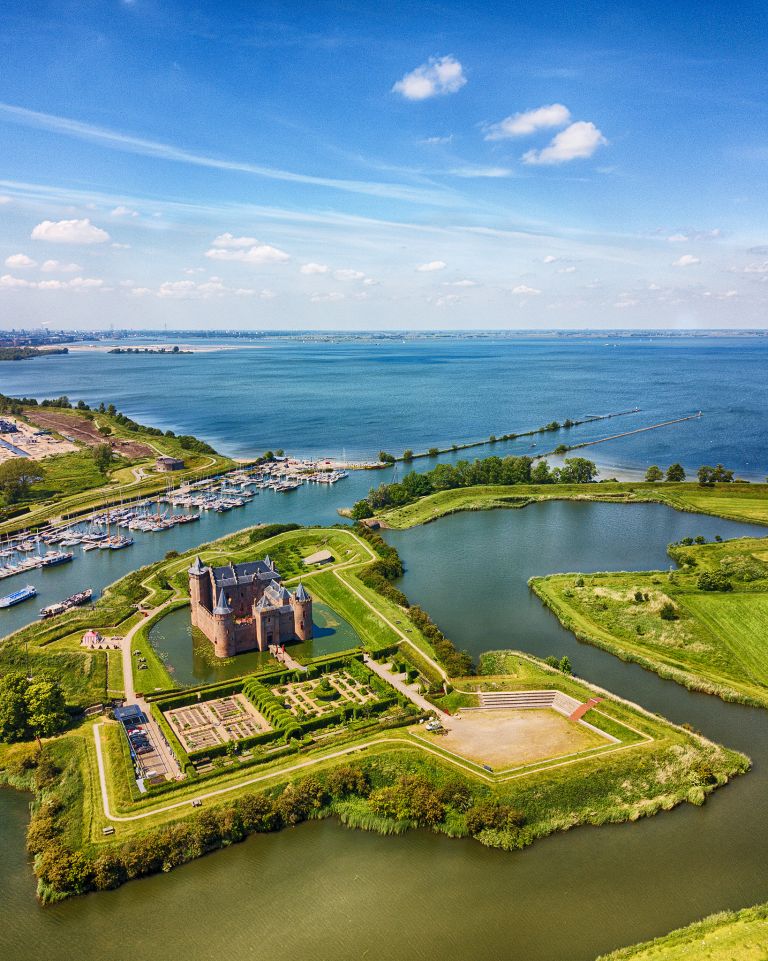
[477,689,583,716]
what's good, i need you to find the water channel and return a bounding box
[2,490,768,960]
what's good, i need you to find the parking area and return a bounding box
[114,704,174,785]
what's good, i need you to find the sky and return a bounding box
[1,0,768,330]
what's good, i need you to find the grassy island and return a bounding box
[357,480,768,530]
[532,536,768,708]
[0,523,750,903]
[596,902,768,960]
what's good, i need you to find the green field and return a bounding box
[371,482,768,530]
[531,536,768,708]
[597,903,768,960]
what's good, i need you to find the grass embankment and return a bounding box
[531,536,768,708]
[372,482,768,530]
[596,902,768,960]
[0,402,235,534]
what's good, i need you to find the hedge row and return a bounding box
[243,678,302,740]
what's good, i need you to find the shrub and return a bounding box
[697,571,733,592]
[368,774,445,826]
[659,602,678,621]
[465,801,525,835]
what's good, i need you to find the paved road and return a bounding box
[119,600,182,779]
[364,654,448,721]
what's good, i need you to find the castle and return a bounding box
[188,555,312,658]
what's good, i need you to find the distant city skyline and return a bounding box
[1,1,768,329]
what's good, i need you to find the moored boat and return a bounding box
[0,585,37,609]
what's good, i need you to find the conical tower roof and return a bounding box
[213,589,232,615]
[295,581,310,602]
[189,555,207,575]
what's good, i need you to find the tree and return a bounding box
[666,463,686,482]
[402,449,414,462]
[275,449,284,457]
[24,677,67,743]
[558,457,598,484]
[0,672,67,744]
[0,672,30,742]
[645,465,664,482]
[0,459,45,501]
[92,443,113,473]
[427,447,439,457]
[697,465,715,487]
[558,656,572,675]
[378,451,396,464]
[712,464,733,483]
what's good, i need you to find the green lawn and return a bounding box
[597,903,768,960]
[532,536,768,708]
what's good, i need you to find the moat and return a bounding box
[2,499,768,961]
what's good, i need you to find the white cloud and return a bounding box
[5,253,37,268]
[334,268,365,281]
[0,195,11,204]
[111,242,131,249]
[110,205,138,217]
[0,273,31,288]
[0,273,102,291]
[300,262,329,275]
[31,217,110,244]
[672,254,700,267]
[130,287,152,297]
[420,134,453,145]
[363,277,378,286]
[205,244,290,264]
[430,293,460,308]
[484,103,571,140]
[542,255,559,264]
[448,166,512,178]
[41,259,82,273]
[615,297,639,308]
[737,261,768,274]
[212,232,257,248]
[558,266,577,273]
[182,267,206,276]
[416,260,447,272]
[158,280,198,298]
[522,121,607,165]
[392,55,466,101]
[667,233,688,243]
[445,279,476,287]
[511,284,541,295]
[310,291,345,303]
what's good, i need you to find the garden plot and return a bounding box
[166,694,269,752]
[275,670,379,719]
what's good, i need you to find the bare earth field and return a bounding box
[427,708,609,768]
[25,410,154,458]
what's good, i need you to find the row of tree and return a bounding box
[352,454,599,518]
[644,463,735,485]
